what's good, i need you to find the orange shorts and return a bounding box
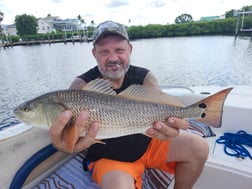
[88,138,176,189]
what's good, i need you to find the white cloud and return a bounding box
[0,0,251,25]
[147,0,166,8]
[106,0,130,8]
[51,0,64,3]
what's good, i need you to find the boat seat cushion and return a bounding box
[34,153,174,189]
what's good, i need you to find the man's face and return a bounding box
[92,35,132,80]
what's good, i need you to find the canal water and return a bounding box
[0,36,251,129]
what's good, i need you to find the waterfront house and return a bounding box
[37,18,56,34]
[6,24,18,36]
[200,15,225,21]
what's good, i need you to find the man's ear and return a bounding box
[92,48,96,58]
[129,43,133,54]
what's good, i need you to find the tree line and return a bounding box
[127,17,252,39]
[127,5,252,39]
[1,4,251,43]
[7,15,251,43]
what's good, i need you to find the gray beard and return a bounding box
[98,61,130,80]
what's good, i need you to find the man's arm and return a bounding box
[69,77,87,89]
[143,72,160,88]
[143,72,189,140]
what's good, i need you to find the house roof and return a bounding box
[200,16,219,21]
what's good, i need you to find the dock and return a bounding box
[235,10,252,39]
[0,37,93,49]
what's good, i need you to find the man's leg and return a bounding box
[90,158,145,189]
[167,132,209,189]
[101,170,135,189]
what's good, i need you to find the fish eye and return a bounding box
[23,105,30,112]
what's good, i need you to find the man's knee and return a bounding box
[189,134,209,162]
[101,171,135,189]
[168,132,209,163]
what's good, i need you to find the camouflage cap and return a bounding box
[93,21,129,44]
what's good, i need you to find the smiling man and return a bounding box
[49,21,209,189]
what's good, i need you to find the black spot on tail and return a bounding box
[201,113,206,118]
[199,103,207,109]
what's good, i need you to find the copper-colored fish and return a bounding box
[14,79,232,151]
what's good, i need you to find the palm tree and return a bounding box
[0,10,3,22]
[76,15,86,38]
[90,20,95,28]
[77,15,85,27]
[0,10,4,43]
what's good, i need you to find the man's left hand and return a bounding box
[146,117,189,140]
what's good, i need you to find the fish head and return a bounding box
[14,95,65,128]
[14,97,49,127]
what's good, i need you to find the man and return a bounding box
[50,21,209,189]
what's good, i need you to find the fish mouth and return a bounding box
[13,108,24,119]
[13,107,19,115]
[13,103,28,117]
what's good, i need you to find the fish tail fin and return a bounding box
[197,88,233,128]
[63,125,77,152]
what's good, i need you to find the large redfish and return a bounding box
[14,79,232,151]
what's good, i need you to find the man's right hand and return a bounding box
[49,110,100,153]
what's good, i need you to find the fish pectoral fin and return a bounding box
[62,125,77,153]
[119,85,186,107]
[94,139,106,145]
[82,79,117,95]
[143,133,153,138]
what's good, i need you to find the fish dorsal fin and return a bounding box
[82,79,117,95]
[119,85,186,107]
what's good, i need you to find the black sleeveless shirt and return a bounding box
[78,65,152,162]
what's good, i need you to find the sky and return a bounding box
[0,0,251,26]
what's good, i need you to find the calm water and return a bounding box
[0,36,252,129]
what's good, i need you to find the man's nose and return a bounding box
[108,52,119,62]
